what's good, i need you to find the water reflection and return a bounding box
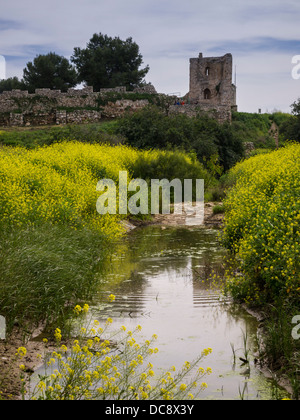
[92,226,289,400]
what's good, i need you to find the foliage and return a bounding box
[0,225,109,333]
[0,142,208,332]
[0,77,27,93]
[212,204,225,215]
[0,142,208,233]
[71,33,149,91]
[97,92,155,107]
[291,98,300,116]
[222,144,300,304]
[0,123,124,148]
[117,106,245,173]
[0,142,131,233]
[23,52,78,93]
[278,99,300,143]
[279,117,300,143]
[270,111,293,128]
[231,112,276,149]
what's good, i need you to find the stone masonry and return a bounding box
[189,53,236,107]
[0,86,152,127]
[0,54,238,126]
[170,53,237,123]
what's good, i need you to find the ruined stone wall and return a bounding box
[189,53,236,107]
[169,103,232,124]
[0,86,150,127]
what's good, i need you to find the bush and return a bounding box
[117,106,245,173]
[212,204,225,215]
[0,122,124,149]
[222,144,300,304]
[0,142,209,332]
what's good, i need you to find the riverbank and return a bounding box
[127,203,295,398]
[1,203,224,400]
[126,202,224,230]
[1,203,293,400]
[240,304,294,397]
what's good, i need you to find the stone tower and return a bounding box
[189,53,237,110]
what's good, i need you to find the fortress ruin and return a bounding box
[170,52,237,122]
[0,53,237,126]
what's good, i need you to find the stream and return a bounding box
[90,225,289,400]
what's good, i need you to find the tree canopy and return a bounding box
[71,33,149,91]
[23,52,78,93]
[279,98,300,143]
[0,77,26,93]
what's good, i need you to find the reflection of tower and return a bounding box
[189,53,237,111]
[191,246,230,308]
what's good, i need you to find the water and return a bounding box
[90,225,289,400]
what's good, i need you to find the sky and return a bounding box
[0,0,300,113]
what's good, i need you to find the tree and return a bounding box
[23,52,78,93]
[0,77,27,93]
[291,98,300,117]
[280,98,300,142]
[71,33,149,91]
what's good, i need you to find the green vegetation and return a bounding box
[71,33,149,91]
[222,144,300,394]
[23,52,78,93]
[0,121,123,148]
[1,99,299,399]
[117,106,245,172]
[0,32,148,94]
[279,98,300,143]
[0,140,209,335]
[14,305,213,401]
[0,224,109,335]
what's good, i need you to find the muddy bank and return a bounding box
[240,304,294,397]
[0,325,53,399]
[127,202,224,230]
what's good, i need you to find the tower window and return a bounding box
[205,67,210,76]
[204,89,211,100]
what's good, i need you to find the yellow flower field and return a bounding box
[223,143,300,303]
[0,141,208,236]
[0,141,209,333]
[0,142,141,237]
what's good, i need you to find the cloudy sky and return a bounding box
[1,0,300,112]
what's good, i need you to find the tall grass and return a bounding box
[0,141,209,335]
[0,224,110,334]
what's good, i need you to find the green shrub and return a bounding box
[223,144,300,304]
[117,106,245,172]
[212,204,225,215]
